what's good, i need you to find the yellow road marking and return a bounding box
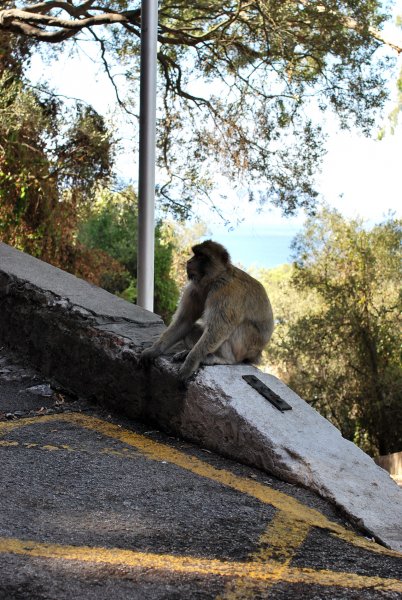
[252,510,311,564]
[1,413,401,559]
[0,536,400,592]
[61,413,401,558]
[0,437,137,458]
[0,440,18,447]
[219,509,312,598]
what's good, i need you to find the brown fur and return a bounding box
[141,240,274,380]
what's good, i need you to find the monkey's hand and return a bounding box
[171,350,189,363]
[139,345,161,365]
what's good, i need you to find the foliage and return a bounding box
[0,31,114,269]
[379,14,402,138]
[0,31,178,320]
[161,220,208,291]
[260,209,401,457]
[0,22,33,77]
[78,186,180,322]
[1,1,400,216]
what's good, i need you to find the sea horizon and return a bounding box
[206,231,298,270]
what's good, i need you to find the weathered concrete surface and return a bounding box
[0,242,401,553]
[0,241,162,325]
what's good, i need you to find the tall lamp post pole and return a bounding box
[137,0,158,312]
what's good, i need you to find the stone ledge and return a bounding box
[0,242,401,552]
[0,242,162,326]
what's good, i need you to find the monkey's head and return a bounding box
[186,240,231,283]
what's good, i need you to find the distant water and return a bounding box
[210,232,296,269]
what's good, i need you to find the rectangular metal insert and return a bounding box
[242,375,292,412]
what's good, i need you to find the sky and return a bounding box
[26,5,402,267]
[204,123,402,267]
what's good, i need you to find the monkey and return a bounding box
[141,240,274,380]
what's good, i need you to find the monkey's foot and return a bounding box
[178,356,200,381]
[171,350,189,363]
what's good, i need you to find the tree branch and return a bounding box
[0,6,141,43]
[23,1,96,17]
[298,0,402,54]
[88,27,137,118]
[0,1,401,54]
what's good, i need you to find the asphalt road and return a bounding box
[0,345,401,599]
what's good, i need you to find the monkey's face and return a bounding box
[186,252,207,282]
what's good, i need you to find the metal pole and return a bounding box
[137,0,158,311]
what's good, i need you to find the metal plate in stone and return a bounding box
[242,375,292,412]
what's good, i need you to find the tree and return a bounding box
[161,219,208,290]
[1,1,401,217]
[78,186,180,322]
[0,30,114,268]
[261,209,401,457]
[0,19,34,77]
[0,31,180,316]
[379,15,402,138]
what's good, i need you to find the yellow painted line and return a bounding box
[1,413,401,558]
[60,413,402,558]
[0,440,18,447]
[0,439,72,453]
[41,444,61,451]
[0,426,138,458]
[0,415,56,435]
[252,511,311,564]
[219,509,312,598]
[0,536,401,592]
[287,566,402,591]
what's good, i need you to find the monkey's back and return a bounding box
[206,264,274,345]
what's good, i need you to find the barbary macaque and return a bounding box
[141,240,274,380]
